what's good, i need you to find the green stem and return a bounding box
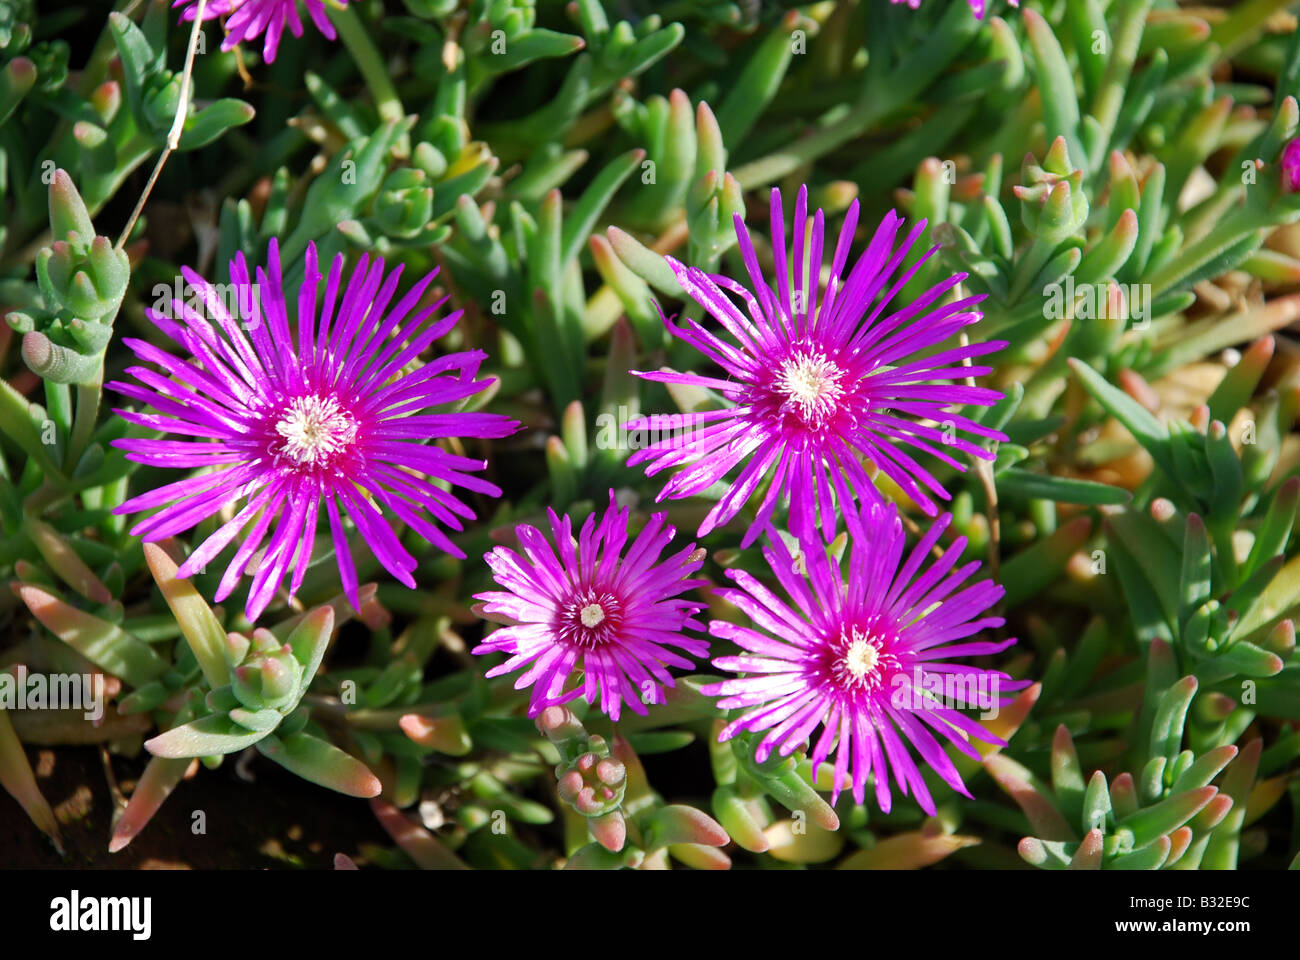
[331,5,409,157]
[1007,236,1058,304]
[43,380,71,434]
[43,380,70,468]
[65,373,103,474]
[1088,0,1151,159]
[1210,0,1296,59]
[22,480,69,516]
[732,98,882,190]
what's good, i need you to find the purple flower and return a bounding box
[702,505,1026,813]
[473,492,710,721]
[629,185,1007,547]
[173,0,343,64]
[890,0,1018,17]
[109,240,518,621]
[174,0,242,22]
[1282,139,1300,193]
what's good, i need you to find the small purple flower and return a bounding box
[174,0,242,22]
[1282,139,1300,193]
[629,185,1007,547]
[890,0,1018,17]
[703,505,1026,813]
[110,240,518,621]
[173,0,343,64]
[473,492,710,721]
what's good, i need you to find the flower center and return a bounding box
[774,349,845,428]
[580,603,606,628]
[844,637,879,681]
[274,394,357,467]
[560,591,621,647]
[830,625,894,691]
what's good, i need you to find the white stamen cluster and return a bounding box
[561,591,621,647]
[274,394,358,467]
[832,626,892,690]
[775,349,846,428]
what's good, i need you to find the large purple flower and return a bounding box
[110,240,517,621]
[473,492,709,721]
[703,504,1025,813]
[629,186,1007,547]
[174,0,343,64]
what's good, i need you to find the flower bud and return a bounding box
[1014,137,1089,245]
[1283,139,1300,193]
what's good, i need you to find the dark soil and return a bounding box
[1,743,390,869]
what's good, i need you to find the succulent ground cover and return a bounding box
[2,0,1300,872]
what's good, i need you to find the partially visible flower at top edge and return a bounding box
[890,0,1019,17]
[108,239,519,622]
[173,0,344,64]
[627,185,1008,548]
[174,0,243,23]
[703,503,1028,814]
[472,491,710,722]
[1281,138,1300,193]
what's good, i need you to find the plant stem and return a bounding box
[65,373,103,474]
[44,379,71,438]
[732,99,882,191]
[331,4,410,157]
[1007,236,1058,304]
[115,0,209,248]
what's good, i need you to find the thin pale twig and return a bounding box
[233,43,253,88]
[100,744,128,832]
[898,510,948,561]
[115,0,210,249]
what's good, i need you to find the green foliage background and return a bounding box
[3,0,1300,870]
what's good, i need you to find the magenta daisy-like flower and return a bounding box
[628,185,1007,547]
[109,239,518,621]
[472,492,710,721]
[174,0,343,64]
[702,504,1025,813]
